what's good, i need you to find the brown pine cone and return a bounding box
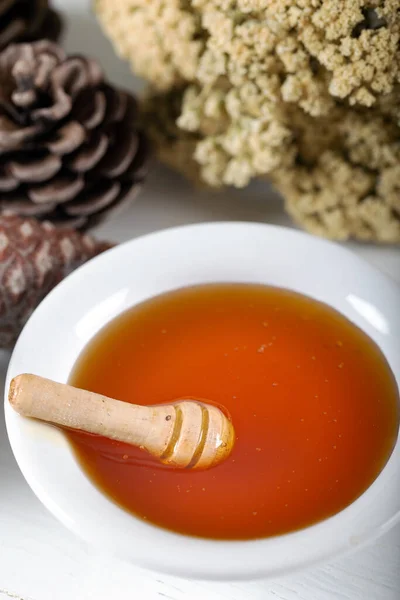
[0,41,150,229]
[0,214,113,349]
[0,0,62,50]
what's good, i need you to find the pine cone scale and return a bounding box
[97,125,139,178]
[103,87,129,125]
[0,166,18,191]
[28,174,84,204]
[23,0,50,37]
[125,132,150,179]
[65,181,120,217]
[72,88,107,130]
[9,153,61,182]
[52,57,102,101]
[45,121,85,155]
[0,1,62,51]
[68,131,109,173]
[4,255,26,305]
[0,18,23,48]
[0,41,150,229]
[0,1,16,17]
[32,90,71,122]
[2,196,56,215]
[0,214,112,349]
[37,9,62,46]
[82,180,141,229]
[0,115,40,151]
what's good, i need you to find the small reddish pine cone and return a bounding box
[0,40,150,230]
[0,0,62,51]
[0,214,113,349]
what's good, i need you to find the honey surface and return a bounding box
[68,284,399,540]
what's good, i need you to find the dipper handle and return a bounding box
[9,374,235,470]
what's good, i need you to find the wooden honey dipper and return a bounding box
[9,374,235,470]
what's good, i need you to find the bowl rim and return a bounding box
[4,221,400,580]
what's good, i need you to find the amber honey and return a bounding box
[67,284,399,540]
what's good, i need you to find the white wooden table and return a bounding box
[1,2,399,598]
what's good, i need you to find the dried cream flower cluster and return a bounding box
[95,0,400,242]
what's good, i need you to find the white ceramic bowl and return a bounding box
[4,222,400,580]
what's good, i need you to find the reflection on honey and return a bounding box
[68,284,399,540]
